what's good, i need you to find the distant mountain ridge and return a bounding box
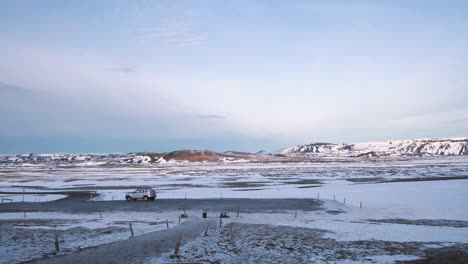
[278,137,468,157]
[1,137,467,165]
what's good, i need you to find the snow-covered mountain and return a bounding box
[278,137,468,157]
[1,137,467,166]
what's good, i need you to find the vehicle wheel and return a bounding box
[151,197,155,201]
[143,196,149,201]
[125,196,131,201]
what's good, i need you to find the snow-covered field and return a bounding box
[149,196,468,264]
[1,156,468,263]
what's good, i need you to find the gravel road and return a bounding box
[0,193,324,214]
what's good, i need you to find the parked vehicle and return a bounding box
[125,188,156,201]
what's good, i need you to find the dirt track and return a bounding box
[25,218,217,264]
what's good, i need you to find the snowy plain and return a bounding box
[1,156,468,263]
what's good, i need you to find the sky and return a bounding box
[0,0,467,153]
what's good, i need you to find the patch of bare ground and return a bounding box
[231,188,266,191]
[158,183,209,188]
[170,223,444,263]
[368,219,468,228]
[347,176,468,184]
[384,176,468,183]
[165,169,212,176]
[297,185,320,188]
[346,177,386,183]
[264,176,298,180]
[222,181,270,188]
[51,184,210,191]
[42,185,132,191]
[398,244,468,264]
[284,179,322,185]
[0,218,81,227]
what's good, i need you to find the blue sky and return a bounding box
[1,0,467,153]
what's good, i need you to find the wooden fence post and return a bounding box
[129,222,134,237]
[173,233,182,258]
[54,230,60,253]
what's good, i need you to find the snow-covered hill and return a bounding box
[0,153,136,166]
[0,151,256,166]
[278,137,468,157]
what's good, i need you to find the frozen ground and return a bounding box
[0,156,467,263]
[149,223,426,264]
[148,199,468,264]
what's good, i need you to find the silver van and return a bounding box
[125,188,156,201]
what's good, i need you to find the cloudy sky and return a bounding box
[1,0,467,153]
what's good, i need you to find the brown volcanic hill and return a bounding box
[160,149,309,163]
[162,150,222,162]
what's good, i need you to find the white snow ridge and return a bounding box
[278,137,468,157]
